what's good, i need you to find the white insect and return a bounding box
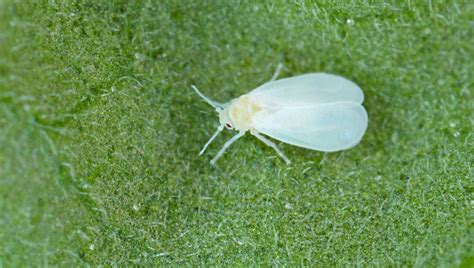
[192,64,368,165]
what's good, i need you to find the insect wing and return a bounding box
[252,102,368,152]
[249,73,364,106]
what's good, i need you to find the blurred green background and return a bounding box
[0,0,472,266]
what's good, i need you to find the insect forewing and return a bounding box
[252,102,368,152]
[249,73,364,106]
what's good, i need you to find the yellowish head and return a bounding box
[218,94,262,131]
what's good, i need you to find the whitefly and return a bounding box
[192,64,368,165]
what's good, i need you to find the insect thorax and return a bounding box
[228,94,263,131]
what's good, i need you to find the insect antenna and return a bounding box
[191,85,224,111]
[199,125,224,156]
[210,131,245,165]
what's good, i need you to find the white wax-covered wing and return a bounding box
[252,102,368,152]
[249,73,364,106]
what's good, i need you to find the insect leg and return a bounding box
[251,130,291,164]
[199,125,224,155]
[210,131,245,165]
[269,63,284,82]
[191,85,224,111]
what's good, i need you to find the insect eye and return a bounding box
[225,123,232,129]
